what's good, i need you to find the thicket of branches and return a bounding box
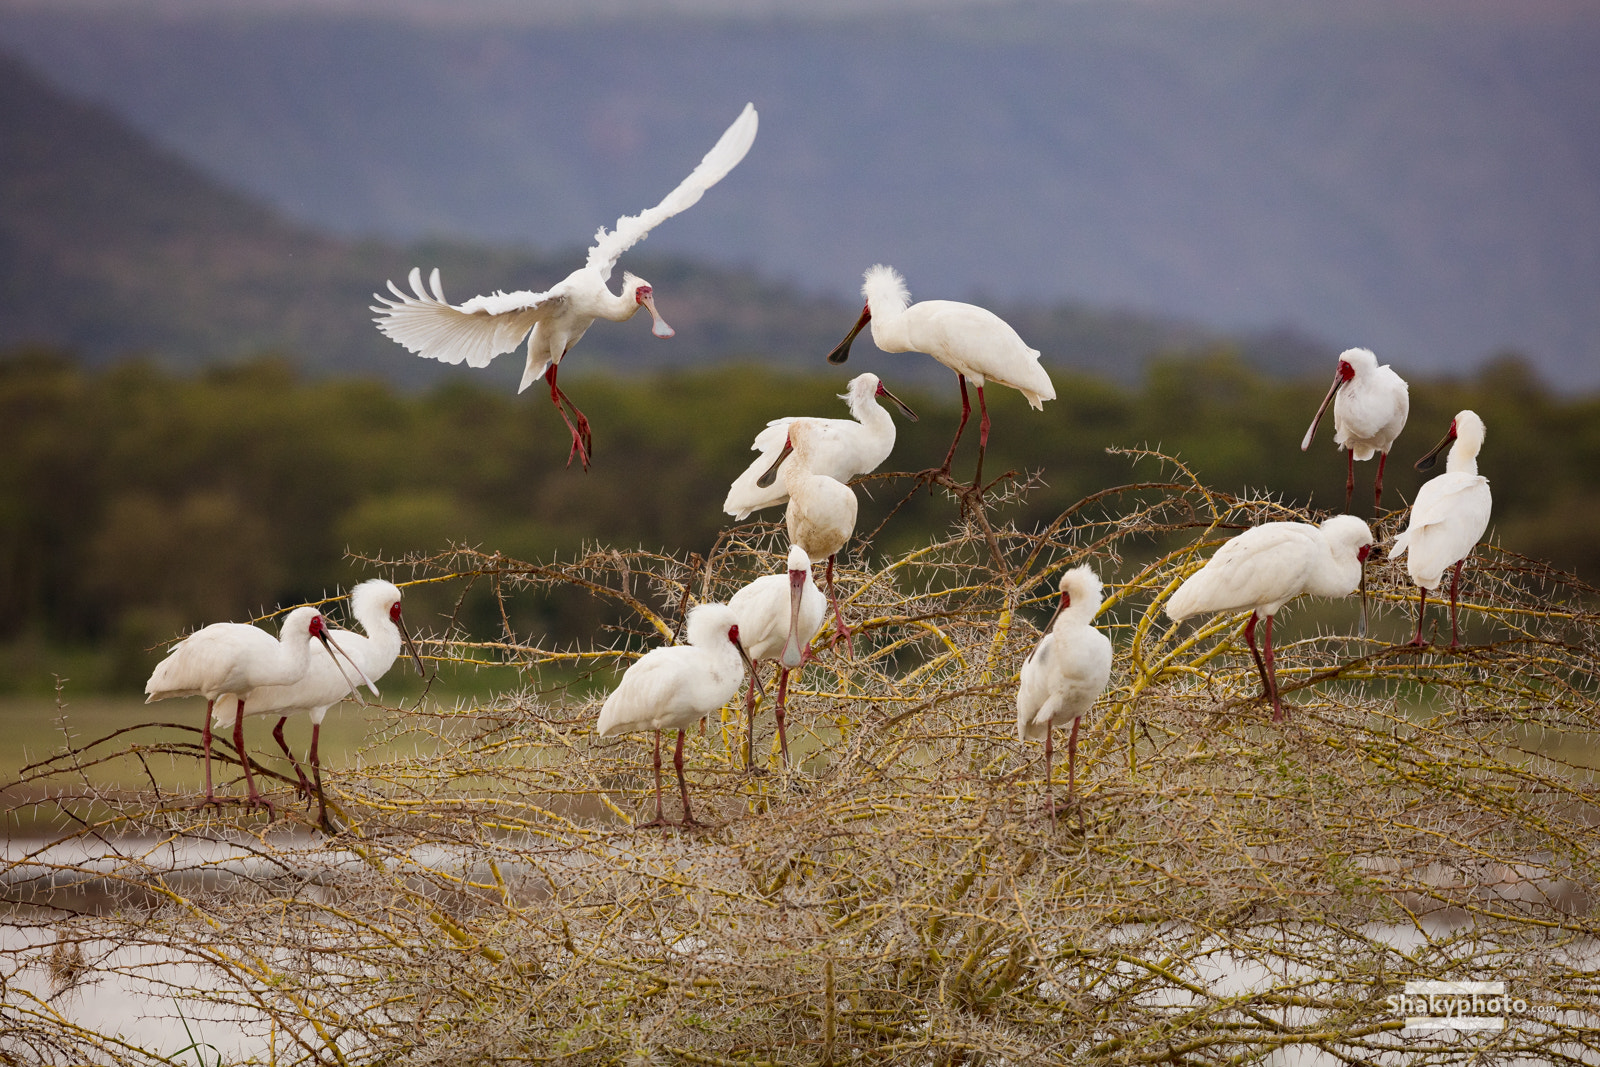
[4,456,1599,1065]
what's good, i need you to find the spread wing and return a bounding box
[372,267,559,368]
[584,103,758,281]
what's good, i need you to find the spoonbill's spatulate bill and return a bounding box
[595,603,753,830]
[1165,515,1374,722]
[1300,347,1410,511]
[760,420,859,653]
[728,544,828,770]
[1390,410,1491,647]
[1016,565,1112,817]
[826,264,1054,489]
[372,103,758,471]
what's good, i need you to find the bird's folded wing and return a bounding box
[1405,474,1488,532]
[585,103,758,280]
[1168,525,1316,619]
[372,267,550,368]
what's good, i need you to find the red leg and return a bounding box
[1373,451,1389,513]
[1042,724,1054,816]
[1067,715,1080,801]
[310,722,328,830]
[637,730,668,831]
[1449,559,1464,648]
[971,383,991,489]
[547,363,593,470]
[1264,614,1283,722]
[1344,449,1355,511]
[1242,614,1271,712]
[1410,586,1428,646]
[272,716,313,800]
[825,555,854,656]
[674,729,704,828]
[775,668,792,768]
[200,700,219,806]
[233,701,272,814]
[939,374,972,476]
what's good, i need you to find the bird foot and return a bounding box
[633,817,672,832]
[677,815,711,831]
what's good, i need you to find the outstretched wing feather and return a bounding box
[372,267,551,368]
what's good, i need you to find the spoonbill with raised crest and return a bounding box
[1300,347,1410,511]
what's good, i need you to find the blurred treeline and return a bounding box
[2,346,1596,694]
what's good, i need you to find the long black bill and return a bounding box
[827,307,871,365]
[879,382,919,422]
[1414,427,1455,472]
[397,615,427,676]
[756,439,795,490]
[316,631,371,706]
[1300,373,1344,452]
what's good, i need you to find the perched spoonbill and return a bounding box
[1165,516,1374,722]
[728,545,828,770]
[759,420,858,651]
[1016,565,1113,816]
[1390,410,1491,648]
[1300,347,1410,511]
[214,580,425,829]
[596,603,753,829]
[144,607,369,811]
[372,103,759,470]
[723,372,918,520]
[825,265,1055,488]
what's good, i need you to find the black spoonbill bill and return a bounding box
[372,103,758,470]
[1016,565,1113,816]
[144,606,371,812]
[1391,410,1491,648]
[758,420,858,652]
[1300,347,1410,511]
[825,264,1055,488]
[728,544,828,771]
[595,603,753,830]
[1165,515,1374,722]
[724,372,917,520]
[214,580,426,829]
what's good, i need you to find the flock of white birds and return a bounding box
[144,103,1494,829]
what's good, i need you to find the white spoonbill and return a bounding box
[144,606,369,812]
[214,580,425,829]
[759,419,858,652]
[1165,515,1374,722]
[372,103,759,471]
[1300,347,1410,511]
[1017,565,1113,816]
[723,372,918,520]
[1390,410,1491,648]
[596,603,753,829]
[825,265,1055,488]
[728,544,828,770]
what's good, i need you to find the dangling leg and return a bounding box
[272,716,313,800]
[825,555,854,655]
[743,667,760,772]
[1373,451,1390,513]
[1264,615,1284,722]
[971,383,992,490]
[200,700,220,807]
[637,730,668,830]
[674,729,704,828]
[310,722,329,831]
[232,701,272,814]
[774,668,792,769]
[1409,586,1428,646]
[1344,449,1355,511]
[546,362,593,470]
[938,374,973,476]
[1243,614,1272,712]
[1448,559,1465,648]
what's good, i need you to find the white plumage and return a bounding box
[728,544,828,769]
[723,373,917,520]
[1300,347,1410,510]
[372,103,758,470]
[758,420,859,653]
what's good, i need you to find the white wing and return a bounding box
[1166,523,1321,621]
[584,103,758,281]
[372,267,558,369]
[723,417,797,518]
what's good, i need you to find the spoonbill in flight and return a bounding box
[1165,515,1374,722]
[724,372,918,520]
[214,580,425,829]
[728,544,828,771]
[372,103,759,470]
[1300,347,1410,511]
[144,607,371,812]
[758,420,858,652]
[596,603,753,830]
[1017,565,1113,817]
[1390,410,1491,647]
[825,265,1054,488]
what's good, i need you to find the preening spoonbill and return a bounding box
[144,607,369,812]
[214,580,425,829]
[826,265,1055,488]
[760,420,858,651]
[1165,515,1374,722]
[728,545,828,770]
[1016,565,1113,816]
[1390,410,1491,648]
[372,103,759,470]
[723,372,918,520]
[596,603,753,829]
[1300,347,1410,511]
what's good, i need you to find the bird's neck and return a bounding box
[1446,440,1478,476]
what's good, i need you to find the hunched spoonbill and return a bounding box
[144,606,369,812]
[1390,410,1491,648]
[723,372,917,520]
[1017,565,1113,817]
[759,420,858,652]
[1165,515,1374,722]
[1300,347,1410,511]
[825,264,1055,488]
[214,580,425,829]
[372,104,758,470]
[596,603,753,830]
[728,545,828,771]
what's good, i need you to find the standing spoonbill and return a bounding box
[1300,347,1410,511]
[372,103,759,470]
[1165,516,1374,722]
[144,607,370,812]
[825,265,1055,488]
[214,580,426,829]
[596,603,753,830]
[723,372,918,520]
[758,420,858,651]
[1390,410,1491,648]
[728,545,828,771]
[1016,565,1113,816]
